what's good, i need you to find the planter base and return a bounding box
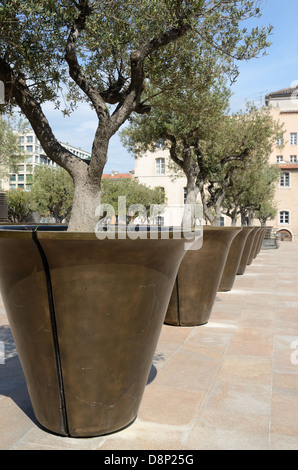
[0,227,200,437]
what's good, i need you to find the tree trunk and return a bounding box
[200,188,223,226]
[183,175,200,228]
[68,181,102,232]
[185,175,199,205]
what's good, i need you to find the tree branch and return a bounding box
[64,1,108,119]
[110,18,192,132]
[167,135,185,170]
[0,56,86,179]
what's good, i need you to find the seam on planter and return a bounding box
[32,231,69,436]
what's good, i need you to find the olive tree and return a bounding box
[0,0,272,231]
[222,157,280,226]
[32,165,74,222]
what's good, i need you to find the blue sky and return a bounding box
[43,0,298,174]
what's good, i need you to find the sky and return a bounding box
[41,0,298,174]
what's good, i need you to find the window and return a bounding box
[280,172,290,187]
[280,211,290,224]
[9,175,16,181]
[276,156,283,163]
[183,187,187,204]
[156,216,164,226]
[26,145,33,153]
[26,135,33,143]
[18,174,24,182]
[290,155,297,163]
[290,133,297,145]
[276,134,283,146]
[219,217,225,227]
[155,158,165,175]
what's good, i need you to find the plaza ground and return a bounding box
[1,241,298,450]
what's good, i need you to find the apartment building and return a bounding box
[265,85,298,241]
[2,129,91,191]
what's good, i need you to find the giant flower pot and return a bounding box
[164,226,241,326]
[254,227,267,258]
[247,227,263,265]
[237,227,259,275]
[251,227,264,259]
[218,227,255,292]
[0,226,201,437]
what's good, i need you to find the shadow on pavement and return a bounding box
[0,325,36,424]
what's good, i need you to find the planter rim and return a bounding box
[202,226,242,231]
[0,224,203,241]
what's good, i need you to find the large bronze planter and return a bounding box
[253,227,267,258]
[218,227,255,292]
[165,226,241,326]
[247,227,263,265]
[237,227,259,275]
[0,226,201,437]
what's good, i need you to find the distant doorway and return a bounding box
[278,229,292,241]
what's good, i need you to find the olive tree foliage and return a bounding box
[100,178,166,223]
[7,188,37,222]
[32,166,74,222]
[0,0,272,231]
[221,157,280,226]
[198,104,282,225]
[101,178,165,215]
[120,68,232,208]
[7,168,166,223]
[121,91,281,225]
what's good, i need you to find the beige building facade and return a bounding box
[134,147,190,226]
[265,85,298,241]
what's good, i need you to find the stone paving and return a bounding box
[1,242,298,450]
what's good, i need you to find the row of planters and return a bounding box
[165,225,267,326]
[0,224,266,437]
